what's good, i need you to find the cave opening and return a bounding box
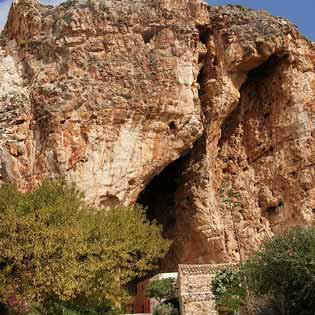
[136,154,189,240]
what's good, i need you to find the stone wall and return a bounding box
[178,264,239,315]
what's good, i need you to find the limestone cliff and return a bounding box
[1,0,315,268]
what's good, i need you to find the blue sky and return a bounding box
[211,0,315,40]
[0,0,314,40]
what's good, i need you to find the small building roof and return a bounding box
[178,263,239,276]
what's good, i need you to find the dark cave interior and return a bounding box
[136,155,187,239]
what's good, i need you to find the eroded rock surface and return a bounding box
[1,0,315,267]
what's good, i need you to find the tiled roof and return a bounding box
[178,263,239,276]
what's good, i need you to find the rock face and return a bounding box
[1,0,315,267]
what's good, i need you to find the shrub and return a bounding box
[244,227,315,315]
[212,268,245,314]
[212,227,315,315]
[32,297,119,315]
[0,180,170,313]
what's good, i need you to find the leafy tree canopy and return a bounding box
[0,180,170,313]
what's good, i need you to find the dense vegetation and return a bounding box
[212,227,315,315]
[0,180,170,314]
[246,227,315,315]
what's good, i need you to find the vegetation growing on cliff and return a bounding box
[0,180,170,314]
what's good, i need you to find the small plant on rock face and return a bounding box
[193,97,199,104]
[0,92,28,108]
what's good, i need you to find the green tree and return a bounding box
[244,227,315,315]
[0,180,170,313]
[145,278,175,303]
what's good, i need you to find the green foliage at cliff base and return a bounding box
[212,227,315,315]
[0,180,170,314]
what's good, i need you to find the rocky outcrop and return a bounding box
[1,0,207,204]
[1,0,315,267]
[169,5,315,267]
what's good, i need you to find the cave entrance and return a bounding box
[136,155,187,239]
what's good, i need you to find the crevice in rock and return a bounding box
[197,25,212,45]
[142,28,155,44]
[265,201,284,216]
[168,121,177,132]
[219,105,241,146]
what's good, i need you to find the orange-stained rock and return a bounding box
[1,0,315,267]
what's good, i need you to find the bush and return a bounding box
[212,268,245,315]
[153,303,178,315]
[32,297,119,315]
[212,227,315,315]
[0,180,170,313]
[245,227,315,315]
